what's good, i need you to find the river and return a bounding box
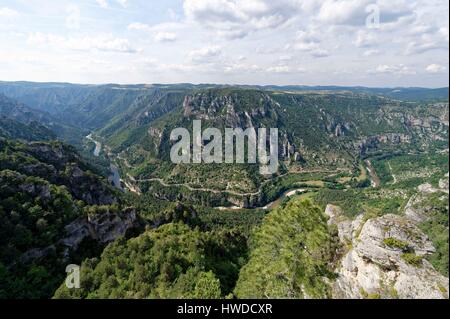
[365,160,380,188]
[260,188,307,210]
[86,134,123,190]
[214,188,307,211]
[86,134,102,156]
[86,133,308,207]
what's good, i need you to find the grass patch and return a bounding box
[401,253,423,267]
[383,238,409,251]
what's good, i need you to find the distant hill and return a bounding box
[0,82,448,208]
[0,81,447,120]
[0,93,86,145]
[0,116,56,141]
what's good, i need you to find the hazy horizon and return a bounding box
[0,79,449,90]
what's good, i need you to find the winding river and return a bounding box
[86,134,309,209]
[86,134,123,190]
[86,134,102,156]
[215,188,308,211]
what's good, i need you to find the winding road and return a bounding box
[388,161,397,184]
[136,176,309,210]
[85,134,345,210]
[137,177,264,197]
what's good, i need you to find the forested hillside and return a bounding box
[0,139,136,298]
[0,81,448,299]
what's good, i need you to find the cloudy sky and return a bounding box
[0,0,448,87]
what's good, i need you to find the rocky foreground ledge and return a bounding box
[326,177,449,299]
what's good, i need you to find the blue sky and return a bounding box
[0,0,448,87]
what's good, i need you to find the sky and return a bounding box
[0,0,448,87]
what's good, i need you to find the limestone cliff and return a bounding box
[327,204,449,299]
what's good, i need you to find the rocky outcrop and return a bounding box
[356,133,411,155]
[439,173,449,190]
[64,164,117,205]
[405,176,449,223]
[61,207,138,251]
[403,113,448,130]
[327,205,449,299]
[324,116,351,137]
[20,245,56,264]
[18,208,138,264]
[182,91,279,128]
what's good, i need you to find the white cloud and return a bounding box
[117,0,128,8]
[0,7,18,17]
[439,27,449,42]
[66,5,81,30]
[291,30,329,58]
[425,64,446,73]
[128,23,179,42]
[154,32,177,43]
[128,22,184,40]
[406,41,448,55]
[404,21,449,55]
[311,49,330,58]
[363,49,380,57]
[127,22,151,31]
[354,30,378,48]
[294,30,320,51]
[408,24,437,36]
[2,0,448,87]
[318,0,370,25]
[266,65,291,73]
[265,65,306,74]
[183,0,302,38]
[317,0,414,26]
[168,8,180,21]
[376,0,415,23]
[216,29,248,40]
[188,45,222,63]
[224,63,262,73]
[96,0,109,8]
[94,0,128,8]
[278,55,292,62]
[370,64,415,75]
[28,33,138,53]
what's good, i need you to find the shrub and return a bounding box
[401,253,423,267]
[383,238,409,251]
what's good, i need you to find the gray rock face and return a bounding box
[61,207,138,251]
[404,195,427,223]
[356,133,411,155]
[18,182,51,200]
[182,91,279,128]
[20,245,56,264]
[325,204,362,243]
[405,179,449,223]
[439,175,449,191]
[328,205,449,299]
[19,208,138,264]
